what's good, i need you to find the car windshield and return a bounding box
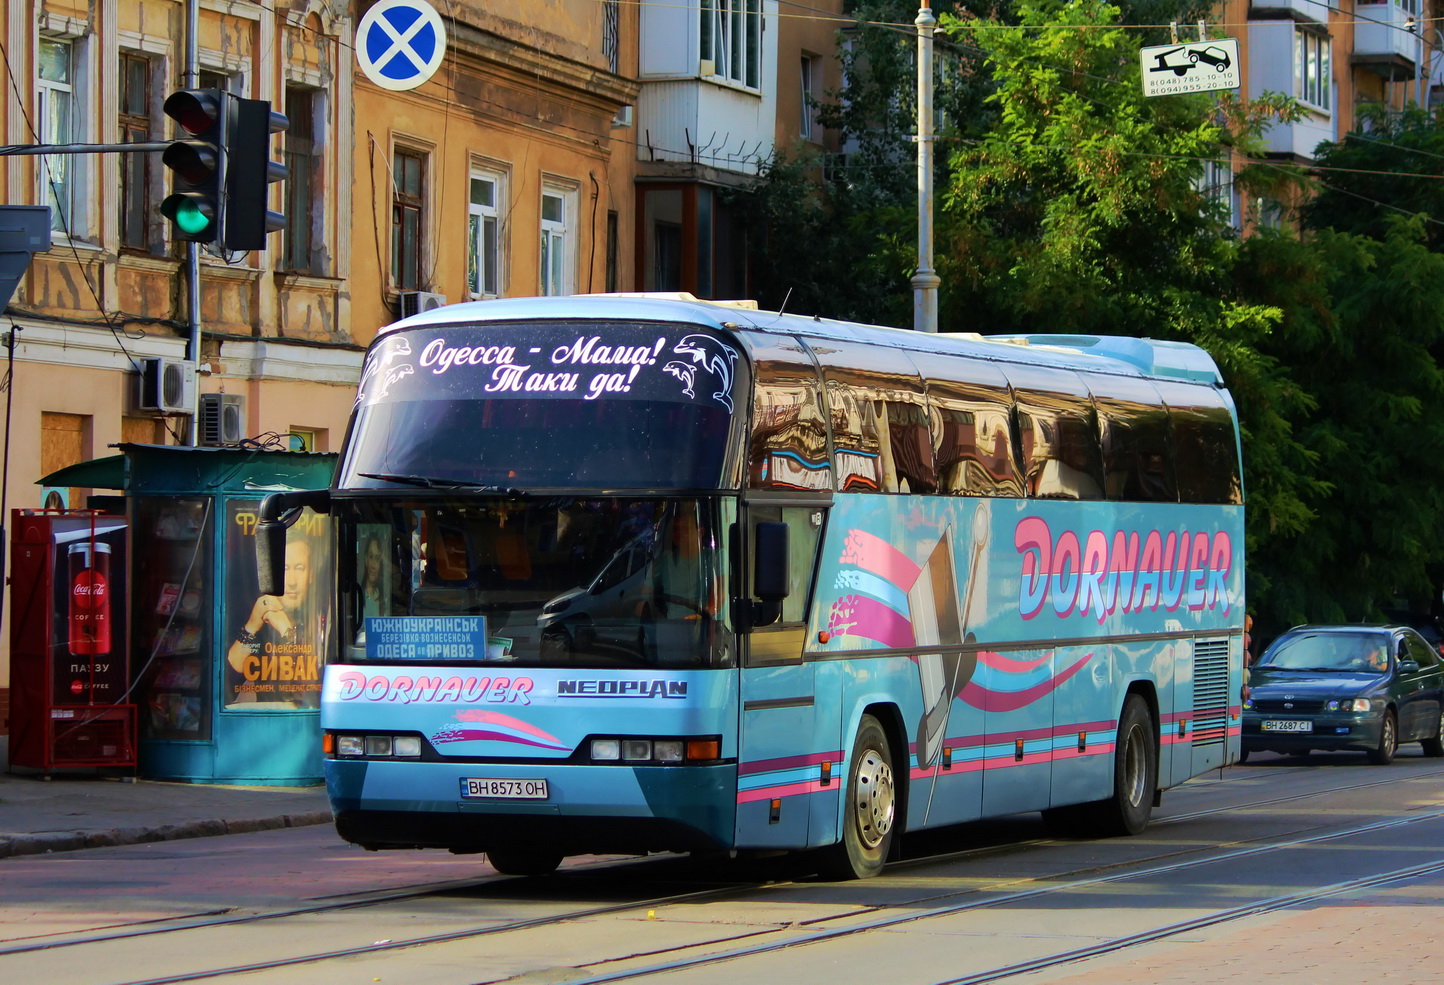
[1259,632,1391,673]
[338,495,727,669]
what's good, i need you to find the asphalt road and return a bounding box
[4,749,1443,985]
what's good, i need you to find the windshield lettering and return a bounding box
[485,364,581,394]
[551,335,665,368]
[420,338,519,375]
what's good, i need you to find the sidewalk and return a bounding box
[0,735,332,859]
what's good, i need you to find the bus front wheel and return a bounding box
[817,714,896,880]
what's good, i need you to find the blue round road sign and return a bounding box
[356,0,447,92]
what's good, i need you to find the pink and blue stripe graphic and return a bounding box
[431,709,570,751]
[827,529,923,647]
[958,650,1092,712]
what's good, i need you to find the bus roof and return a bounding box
[382,294,1225,386]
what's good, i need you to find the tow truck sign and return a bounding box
[1140,39,1240,97]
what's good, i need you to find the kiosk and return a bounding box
[39,444,336,785]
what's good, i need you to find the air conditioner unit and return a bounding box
[137,357,197,414]
[198,392,247,446]
[398,290,446,319]
[611,104,634,129]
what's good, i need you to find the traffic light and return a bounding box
[222,98,288,252]
[159,89,228,244]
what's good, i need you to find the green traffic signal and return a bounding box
[159,88,226,244]
[161,196,214,236]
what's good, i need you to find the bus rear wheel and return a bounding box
[816,714,896,880]
[1044,694,1156,838]
[486,848,562,876]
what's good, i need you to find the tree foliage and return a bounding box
[725,0,1444,633]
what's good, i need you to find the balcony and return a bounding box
[1247,20,1338,160]
[1248,0,1329,25]
[1353,1,1420,78]
[636,0,779,180]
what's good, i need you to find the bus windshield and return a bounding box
[338,321,740,491]
[340,496,726,670]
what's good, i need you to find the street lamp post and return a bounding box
[912,3,940,333]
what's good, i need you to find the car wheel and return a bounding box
[1421,710,1444,757]
[816,715,896,880]
[486,848,562,876]
[1367,710,1398,765]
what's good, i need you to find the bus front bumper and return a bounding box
[326,758,737,856]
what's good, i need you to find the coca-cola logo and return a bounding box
[72,574,108,606]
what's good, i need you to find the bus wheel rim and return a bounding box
[1122,725,1148,807]
[853,748,895,849]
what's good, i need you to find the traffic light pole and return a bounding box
[185,0,201,446]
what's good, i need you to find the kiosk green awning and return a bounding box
[37,454,127,490]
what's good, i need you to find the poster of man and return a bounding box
[224,501,332,708]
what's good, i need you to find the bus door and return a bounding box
[735,502,827,850]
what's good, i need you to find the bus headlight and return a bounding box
[336,735,365,757]
[587,736,722,765]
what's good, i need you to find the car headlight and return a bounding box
[1329,698,1375,712]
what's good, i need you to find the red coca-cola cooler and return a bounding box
[9,509,135,772]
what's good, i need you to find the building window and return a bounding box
[800,55,818,140]
[603,0,620,73]
[468,170,503,299]
[540,185,574,296]
[283,86,321,273]
[288,428,324,452]
[392,149,426,291]
[119,52,154,252]
[1295,29,1330,109]
[41,412,89,508]
[38,37,78,236]
[700,0,762,89]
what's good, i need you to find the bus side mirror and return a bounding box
[255,490,332,595]
[751,521,790,628]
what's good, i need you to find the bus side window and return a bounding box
[881,400,937,494]
[827,381,884,491]
[748,353,830,491]
[1006,369,1105,501]
[926,377,1024,498]
[1084,374,1178,503]
[1155,382,1242,505]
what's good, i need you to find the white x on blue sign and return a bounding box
[356,0,447,92]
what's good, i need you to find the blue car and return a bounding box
[1242,625,1444,764]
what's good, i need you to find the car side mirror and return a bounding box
[1399,659,1420,674]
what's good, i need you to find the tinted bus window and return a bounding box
[1081,372,1176,503]
[884,401,936,493]
[1005,366,1104,500]
[925,371,1023,498]
[747,337,830,491]
[1156,381,1242,505]
[810,339,928,493]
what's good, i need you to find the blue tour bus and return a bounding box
[255,294,1244,879]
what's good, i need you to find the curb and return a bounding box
[0,810,334,859]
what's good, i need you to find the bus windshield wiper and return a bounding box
[356,472,524,495]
